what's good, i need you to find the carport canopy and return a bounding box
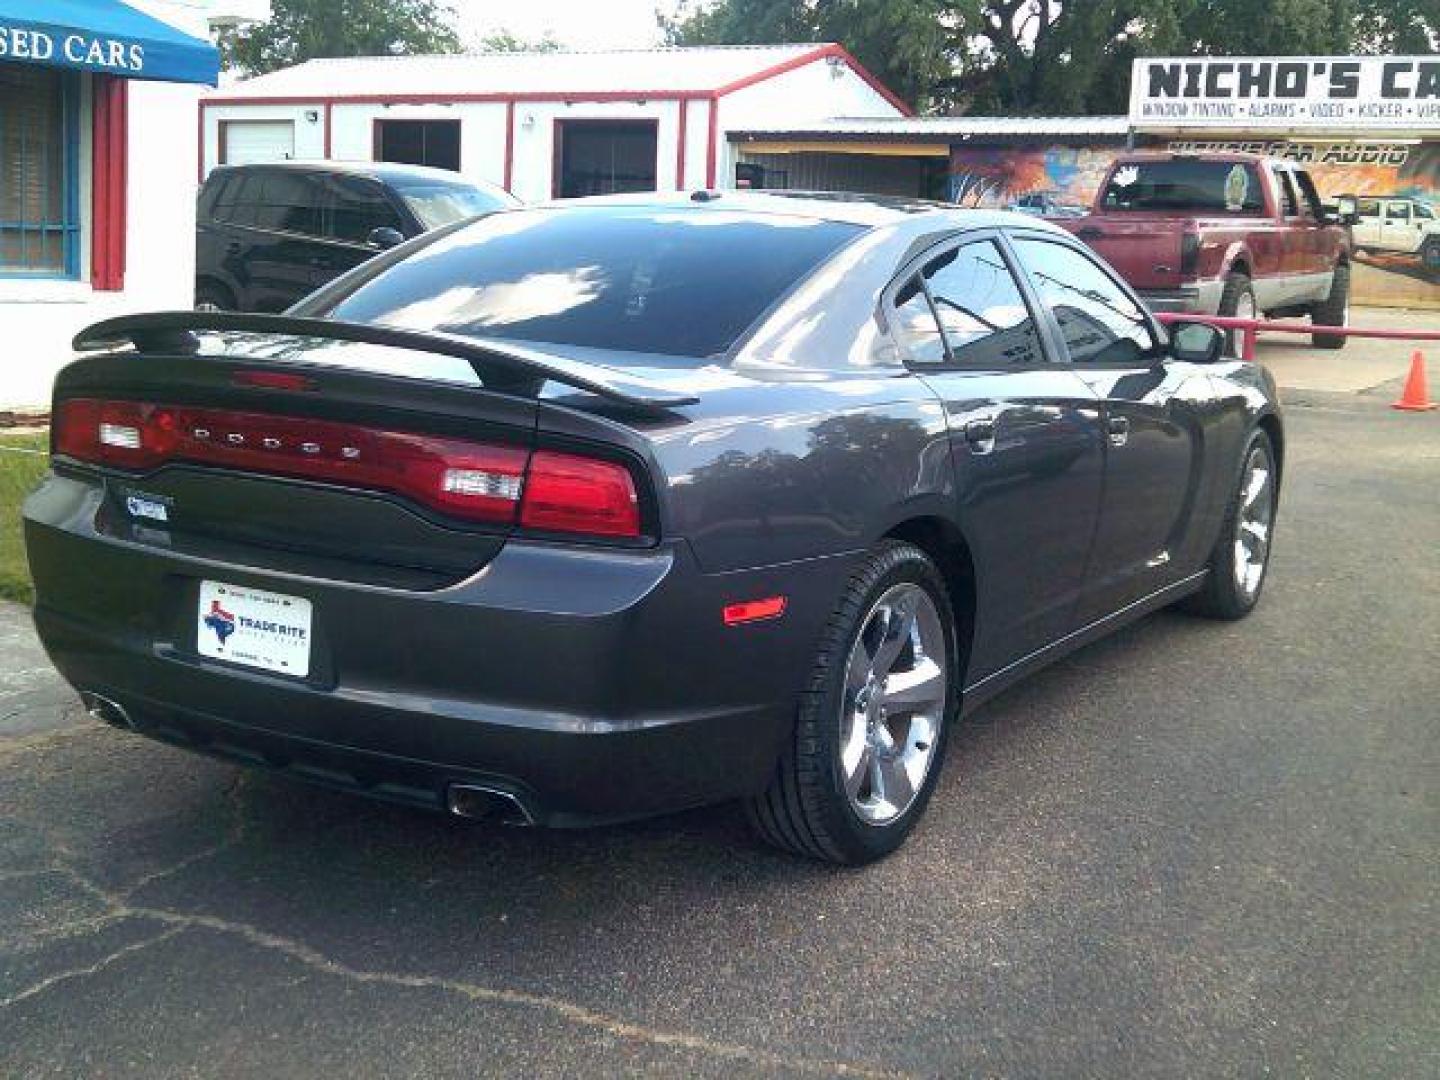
[0,0,219,85]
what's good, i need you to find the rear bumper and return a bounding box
[1139,281,1224,315]
[25,473,851,826]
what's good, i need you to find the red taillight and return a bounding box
[519,450,640,538]
[54,398,527,525]
[53,398,645,538]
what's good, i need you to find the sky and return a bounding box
[456,0,688,51]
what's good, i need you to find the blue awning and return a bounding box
[0,0,219,86]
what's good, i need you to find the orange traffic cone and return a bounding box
[1393,350,1437,412]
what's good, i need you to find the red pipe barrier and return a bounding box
[1155,312,1440,362]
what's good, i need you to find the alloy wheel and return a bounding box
[1234,443,1275,598]
[839,583,948,825]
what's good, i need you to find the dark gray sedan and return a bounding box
[24,192,1282,864]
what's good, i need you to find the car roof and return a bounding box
[534,189,1072,236]
[213,160,491,185]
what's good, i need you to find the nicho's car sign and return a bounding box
[1130,56,1440,130]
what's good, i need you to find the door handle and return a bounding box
[225,241,241,254]
[1076,227,1103,241]
[964,418,997,455]
[1107,415,1130,448]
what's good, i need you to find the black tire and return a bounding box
[1423,241,1440,271]
[745,541,959,865]
[1310,263,1349,350]
[1217,272,1256,356]
[1181,429,1278,621]
[195,280,234,312]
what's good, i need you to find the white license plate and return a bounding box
[197,581,312,678]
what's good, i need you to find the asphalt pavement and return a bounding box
[2,374,1436,1077]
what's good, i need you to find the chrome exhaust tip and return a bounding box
[446,783,535,826]
[80,692,134,732]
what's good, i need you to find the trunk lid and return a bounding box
[54,316,694,589]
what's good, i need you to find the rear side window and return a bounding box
[1100,160,1264,214]
[1011,238,1155,365]
[213,172,258,226]
[326,207,862,359]
[251,171,323,236]
[325,177,404,244]
[893,240,1042,367]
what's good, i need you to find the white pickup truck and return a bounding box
[1350,196,1440,272]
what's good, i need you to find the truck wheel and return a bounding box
[1422,241,1440,275]
[1217,272,1256,356]
[1310,263,1349,350]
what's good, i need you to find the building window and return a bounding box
[0,65,80,279]
[376,119,461,172]
[555,120,658,198]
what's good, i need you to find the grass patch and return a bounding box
[0,432,48,605]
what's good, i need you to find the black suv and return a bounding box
[195,161,518,313]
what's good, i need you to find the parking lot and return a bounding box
[2,332,1437,1076]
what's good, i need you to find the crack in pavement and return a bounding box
[3,777,908,1079]
[0,927,185,1009]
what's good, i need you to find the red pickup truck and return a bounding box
[1063,153,1353,349]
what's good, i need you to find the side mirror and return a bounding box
[367,226,405,250]
[1334,195,1359,226]
[1171,321,1225,364]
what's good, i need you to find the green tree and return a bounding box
[219,0,461,75]
[664,0,1440,116]
[661,0,953,110]
[476,29,564,53]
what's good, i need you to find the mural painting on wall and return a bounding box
[950,142,1440,308]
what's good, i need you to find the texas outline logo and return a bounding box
[203,599,236,647]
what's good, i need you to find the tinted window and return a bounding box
[325,176,404,244]
[389,176,515,230]
[1386,202,1411,221]
[251,171,322,236]
[894,240,1041,367]
[327,208,861,359]
[215,172,258,226]
[1100,160,1264,213]
[1358,198,1380,217]
[892,276,946,365]
[1012,239,1155,365]
[1416,203,1435,221]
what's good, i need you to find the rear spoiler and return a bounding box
[73,311,699,415]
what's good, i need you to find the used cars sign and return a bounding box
[1130,56,1440,130]
[0,1,217,86]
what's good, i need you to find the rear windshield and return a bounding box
[326,207,862,359]
[388,176,516,230]
[1100,160,1265,213]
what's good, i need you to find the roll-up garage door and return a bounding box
[221,120,296,166]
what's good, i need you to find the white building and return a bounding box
[0,1,265,411]
[199,44,911,203]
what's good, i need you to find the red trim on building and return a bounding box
[323,101,333,158]
[92,76,129,293]
[203,91,701,108]
[705,97,718,188]
[196,102,205,183]
[675,98,688,190]
[712,43,914,117]
[503,100,515,192]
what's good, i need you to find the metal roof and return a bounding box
[731,116,1132,140]
[210,44,847,101]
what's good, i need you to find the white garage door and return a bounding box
[222,120,296,165]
